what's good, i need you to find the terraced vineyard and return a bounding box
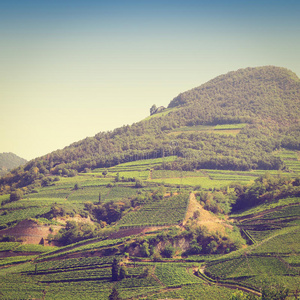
[151,170,205,179]
[0,151,300,299]
[203,197,300,293]
[118,193,189,227]
[0,206,51,228]
[154,264,202,287]
[275,149,300,174]
[205,254,300,291]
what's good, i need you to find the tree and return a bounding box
[115,172,120,182]
[109,287,121,300]
[150,104,157,115]
[135,179,144,188]
[186,239,202,255]
[119,265,128,280]
[98,192,102,204]
[193,210,200,219]
[206,240,218,254]
[162,244,175,258]
[140,241,151,257]
[102,169,108,177]
[111,258,119,281]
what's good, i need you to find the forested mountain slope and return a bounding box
[168,66,300,127]
[1,66,300,193]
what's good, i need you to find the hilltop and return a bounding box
[168,66,300,129]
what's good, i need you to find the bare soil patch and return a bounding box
[55,215,93,225]
[183,193,232,234]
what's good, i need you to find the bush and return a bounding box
[140,241,151,257]
[10,190,23,202]
[152,250,162,261]
[1,190,23,206]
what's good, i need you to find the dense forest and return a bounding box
[1,66,300,194]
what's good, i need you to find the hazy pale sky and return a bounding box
[1,0,300,160]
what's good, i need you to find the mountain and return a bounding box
[1,66,300,194]
[0,152,27,177]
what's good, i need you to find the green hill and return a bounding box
[0,66,300,299]
[1,66,300,194]
[168,66,300,125]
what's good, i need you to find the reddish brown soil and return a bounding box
[108,226,169,239]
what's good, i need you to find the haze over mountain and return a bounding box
[0,153,27,177]
[1,66,300,193]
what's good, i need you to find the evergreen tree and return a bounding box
[111,258,119,281]
[108,287,121,300]
[119,265,128,280]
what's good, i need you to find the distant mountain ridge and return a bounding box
[0,152,27,177]
[1,66,300,192]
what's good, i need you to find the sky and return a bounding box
[0,0,300,161]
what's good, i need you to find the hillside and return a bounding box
[0,66,300,299]
[168,66,300,128]
[0,152,27,177]
[0,153,299,299]
[1,66,300,195]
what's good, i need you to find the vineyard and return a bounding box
[154,264,202,287]
[0,150,299,299]
[118,193,189,227]
[275,149,300,174]
[0,206,51,228]
[202,196,300,293]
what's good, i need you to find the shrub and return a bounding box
[10,190,23,202]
